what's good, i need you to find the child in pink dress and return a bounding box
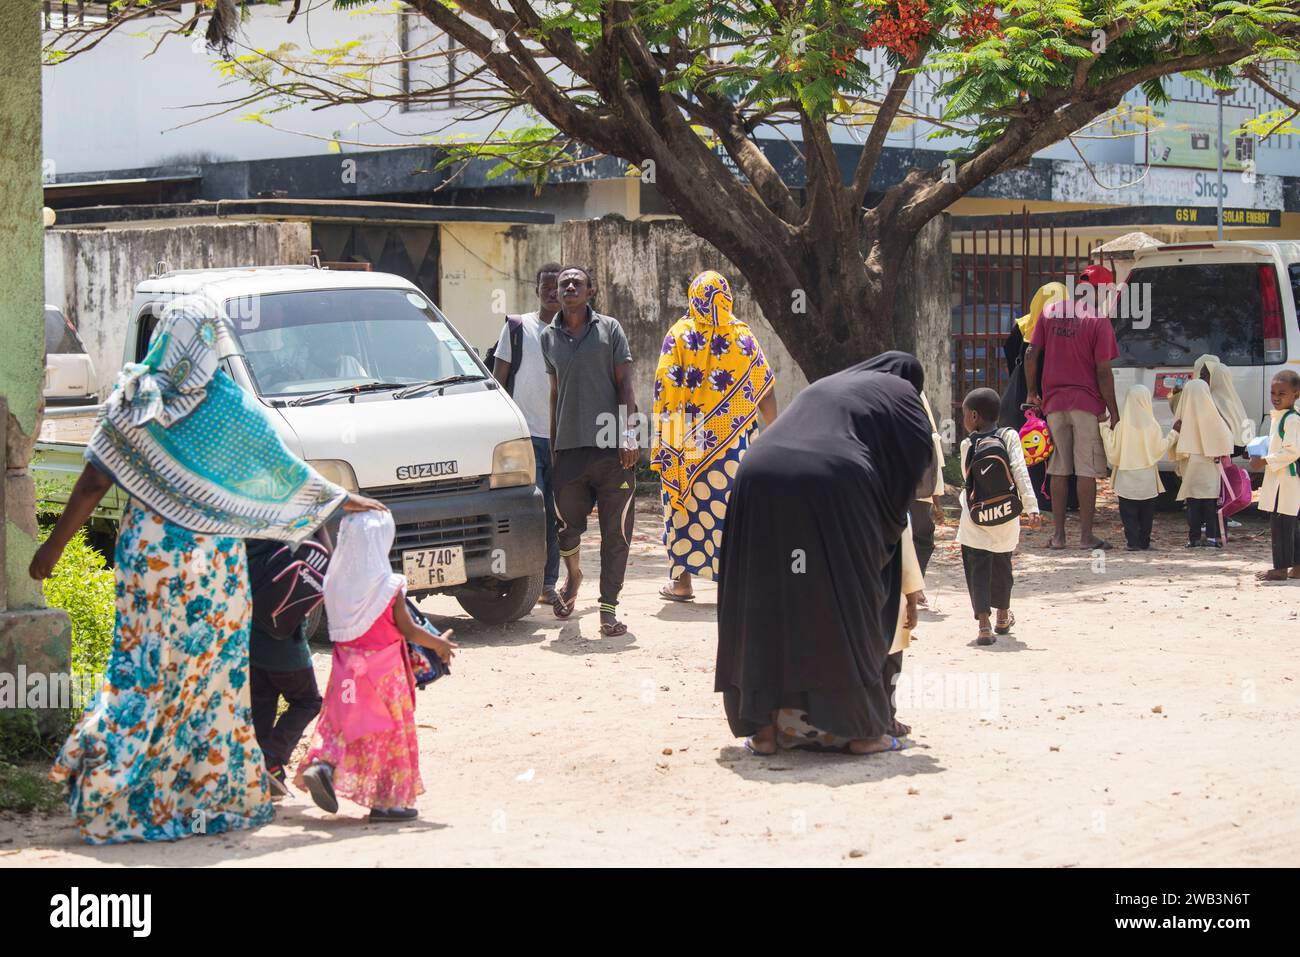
[298,510,456,822]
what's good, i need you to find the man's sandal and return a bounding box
[994,610,1016,635]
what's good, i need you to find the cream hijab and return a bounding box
[1194,355,1250,446]
[1175,379,1234,458]
[324,509,406,643]
[1107,385,1168,470]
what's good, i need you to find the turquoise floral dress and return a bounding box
[51,501,273,844]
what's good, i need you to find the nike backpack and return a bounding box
[965,430,1024,527]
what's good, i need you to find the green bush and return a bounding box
[39,528,116,682]
[943,454,965,490]
[0,708,76,762]
[0,760,64,814]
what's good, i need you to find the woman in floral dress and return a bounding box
[650,271,778,601]
[30,298,383,844]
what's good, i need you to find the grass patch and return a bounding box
[0,761,63,814]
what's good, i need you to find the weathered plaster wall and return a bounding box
[893,214,954,430]
[561,217,813,418]
[45,221,312,397]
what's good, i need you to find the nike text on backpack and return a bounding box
[965,429,1024,527]
[484,315,525,396]
[247,539,331,639]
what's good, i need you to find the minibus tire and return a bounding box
[456,572,544,625]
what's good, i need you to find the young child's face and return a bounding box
[1270,376,1300,411]
[962,403,982,433]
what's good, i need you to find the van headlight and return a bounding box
[490,438,535,489]
[308,459,359,493]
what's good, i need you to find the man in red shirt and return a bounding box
[1025,268,1122,550]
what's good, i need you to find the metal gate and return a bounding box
[951,209,1111,421]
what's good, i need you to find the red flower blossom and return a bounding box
[862,0,935,60]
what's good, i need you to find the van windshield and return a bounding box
[44,307,86,356]
[1114,263,1265,367]
[227,288,484,397]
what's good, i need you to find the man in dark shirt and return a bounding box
[540,266,639,637]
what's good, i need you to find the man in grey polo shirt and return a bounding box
[541,266,639,637]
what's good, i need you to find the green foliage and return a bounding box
[0,760,65,814]
[0,709,76,764]
[39,529,116,682]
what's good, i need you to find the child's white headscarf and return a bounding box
[1194,354,1250,446]
[324,509,405,643]
[1108,385,1167,471]
[1176,379,1234,458]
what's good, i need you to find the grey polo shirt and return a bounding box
[540,307,632,452]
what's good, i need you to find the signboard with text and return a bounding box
[1139,99,1255,172]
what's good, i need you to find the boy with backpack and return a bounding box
[246,535,329,797]
[957,388,1041,645]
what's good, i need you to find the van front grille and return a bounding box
[366,476,486,502]
[390,514,494,569]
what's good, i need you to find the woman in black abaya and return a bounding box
[715,362,933,755]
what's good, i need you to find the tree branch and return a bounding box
[850,48,925,206]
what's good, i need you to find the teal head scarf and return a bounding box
[87,296,346,543]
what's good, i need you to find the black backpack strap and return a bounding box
[501,314,524,395]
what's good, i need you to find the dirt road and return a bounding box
[4,492,1299,867]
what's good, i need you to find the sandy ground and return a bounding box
[5,486,1300,867]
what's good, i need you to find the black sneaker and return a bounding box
[302,762,339,814]
[369,807,419,822]
[266,764,290,798]
[1185,540,1203,548]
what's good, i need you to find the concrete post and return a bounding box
[0,12,73,723]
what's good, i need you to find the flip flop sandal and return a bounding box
[744,736,778,756]
[1081,539,1111,551]
[552,592,577,620]
[599,620,628,637]
[994,611,1016,635]
[976,630,996,646]
[848,736,905,755]
[658,584,695,602]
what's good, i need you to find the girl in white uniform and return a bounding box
[1100,385,1178,550]
[1249,370,1300,582]
[1172,379,1234,548]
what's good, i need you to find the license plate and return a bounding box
[1153,370,1192,399]
[402,545,466,589]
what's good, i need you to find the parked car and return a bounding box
[34,265,547,625]
[1111,241,1300,474]
[43,304,96,404]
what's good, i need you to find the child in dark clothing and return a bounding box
[249,618,322,797]
[245,537,324,797]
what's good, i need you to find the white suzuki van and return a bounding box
[42,265,546,625]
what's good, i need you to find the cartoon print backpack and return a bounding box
[965,429,1024,527]
[1018,407,1054,467]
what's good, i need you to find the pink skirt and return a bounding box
[296,597,424,809]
